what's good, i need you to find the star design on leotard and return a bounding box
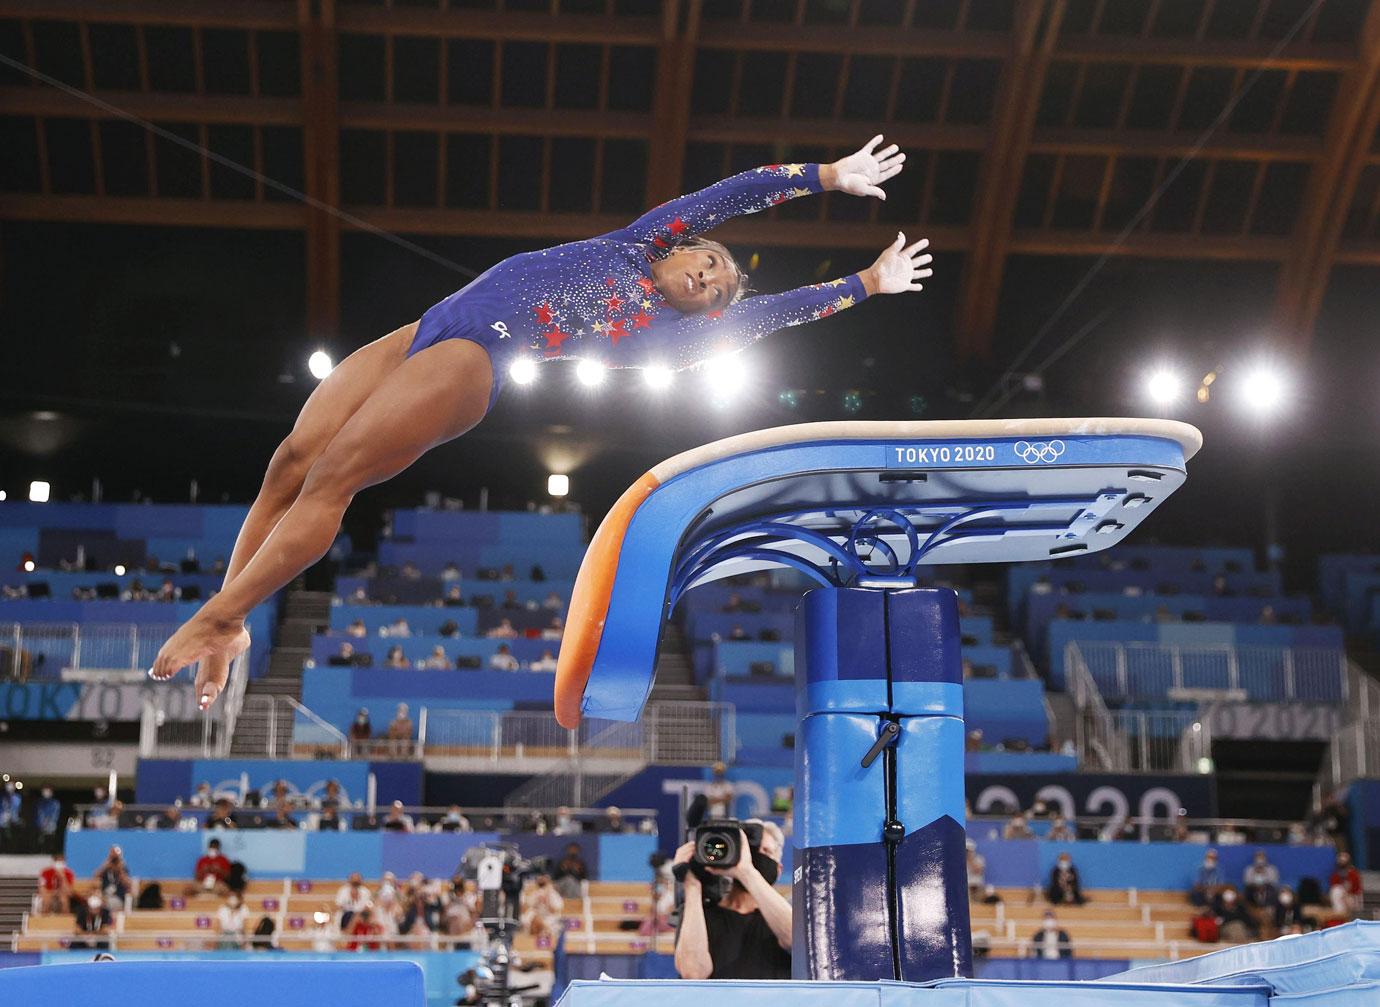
[706,309,725,320]
[631,310,654,329]
[782,163,806,178]
[640,298,655,310]
[669,217,687,236]
[605,294,624,312]
[835,294,856,310]
[544,327,572,355]
[534,302,555,326]
[636,277,657,295]
[791,187,811,198]
[607,318,630,344]
[824,278,848,287]
[591,320,608,334]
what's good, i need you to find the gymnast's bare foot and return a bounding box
[149,611,250,708]
[190,630,248,711]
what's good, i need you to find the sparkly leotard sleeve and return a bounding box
[408,163,870,406]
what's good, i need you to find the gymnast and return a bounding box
[148,134,934,706]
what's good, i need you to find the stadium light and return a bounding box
[1144,368,1182,407]
[0,490,6,501]
[114,564,127,576]
[23,559,35,573]
[1238,364,1288,416]
[508,358,538,386]
[307,350,334,380]
[548,473,570,497]
[643,365,674,391]
[28,480,50,503]
[575,359,606,388]
[703,354,748,405]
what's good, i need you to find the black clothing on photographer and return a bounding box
[697,902,791,979]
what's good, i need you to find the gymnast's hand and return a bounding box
[862,232,933,296]
[821,135,906,201]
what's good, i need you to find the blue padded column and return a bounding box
[792,586,972,982]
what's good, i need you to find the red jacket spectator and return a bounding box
[195,840,232,885]
[40,858,75,894]
[1330,855,1362,896]
[346,910,384,951]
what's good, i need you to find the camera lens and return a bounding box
[702,836,730,862]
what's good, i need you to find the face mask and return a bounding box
[1222,892,1236,904]
[1280,893,1293,905]
[1043,920,1056,931]
[751,851,780,886]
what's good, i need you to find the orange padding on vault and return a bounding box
[554,470,661,729]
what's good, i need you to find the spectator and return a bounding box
[73,890,112,950]
[1002,814,1033,840]
[346,619,368,638]
[541,616,564,641]
[189,782,214,808]
[965,729,985,752]
[500,564,516,582]
[89,799,122,830]
[965,839,986,896]
[542,592,563,611]
[552,843,589,900]
[489,643,520,671]
[705,763,735,819]
[1189,904,1220,943]
[350,708,373,748]
[521,875,565,940]
[270,800,299,829]
[309,910,338,952]
[1028,910,1072,960]
[485,618,519,639]
[443,585,465,608]
[36,853,75,914]
[502,589,521,610]
[317,806,346,832]
[1213,886,1257,942]
[136,880,165,910]
[722,593,745,613]
[260,780,291,810]
[529,648,557,672]
[439,619,461,638]
[1274,886,1304,935]
[217,893,249,950]
[418,644,450,670]
[385,645,410,669]
[383,800,414,833]
[317,779,344,811]
[1330,852,1362,915]
[346,906,385,950]
[94,845,130,907]
[437,805,472,832]
[335,872,372,929]
[600,806,631,834]
[1046,852,1085,906]
[153,805,186,831]
[441,562,462,581]
[1242,849,1280,908]
[1046,817,1075,842]
[206,797,239,830]
[1190,848,1222,907]
[1027,799,1052,819]
[155,577,181,602]
[551,806,580,836]
[328,641,360,666]
[35,787,62,852]
[531,564,547,582]
[387,704,414,756]
[195,838,232,891]
[348,586,369,605]
[401,562,422,580]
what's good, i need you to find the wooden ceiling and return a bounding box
[2,0,1378,358]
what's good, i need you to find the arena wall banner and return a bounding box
[0,681,200,722]
[133,758,423,808]
[966,772,1218,822]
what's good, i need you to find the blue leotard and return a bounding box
[408,162,870,409]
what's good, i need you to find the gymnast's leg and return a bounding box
[159,323,417,704]
[150,338,493,703]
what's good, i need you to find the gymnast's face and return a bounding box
[653,247,736,314]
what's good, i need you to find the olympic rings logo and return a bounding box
[1013,439,1066,464]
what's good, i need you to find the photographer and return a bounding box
[673,819,791,980]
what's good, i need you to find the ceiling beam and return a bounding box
[0,0,295,29]
[1273,1,1380,348]
[955,0,1066,361]
[299,0,340,343]
[1055,34,1355,71]
[644,0,700,207]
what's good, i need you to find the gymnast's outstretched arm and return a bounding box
[611,231,934,370]
[601,135,906,247]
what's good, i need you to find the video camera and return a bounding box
[454,843,550,1007]
[673,816,764,888]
